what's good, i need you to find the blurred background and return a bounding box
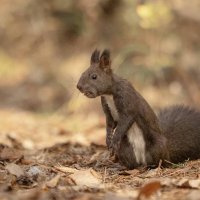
[0,0,200,148]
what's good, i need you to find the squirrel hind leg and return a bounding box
[117,136,140,169]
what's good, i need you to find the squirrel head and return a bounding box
[77,49,113,98]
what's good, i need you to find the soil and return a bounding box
[0,109,199,200]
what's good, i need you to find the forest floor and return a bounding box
[0,109,200,200]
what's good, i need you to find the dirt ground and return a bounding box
[0,109,200,200]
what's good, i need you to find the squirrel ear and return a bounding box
[100,49,111,73]
[91,49,100,64]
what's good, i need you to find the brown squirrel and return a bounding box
[77,49,200,169]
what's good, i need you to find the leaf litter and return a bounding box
[5,163,24,177]
[0,111,200,200]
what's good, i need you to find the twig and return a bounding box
[103,167,107,183]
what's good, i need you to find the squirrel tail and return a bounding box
[158,105,200,163]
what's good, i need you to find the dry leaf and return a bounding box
[5,163,24,177]
[186,190,200,200]
[159,178,177,187]
[20,158,35,165]
[54,166,78,174]
[69,168,102,188]
[178,179,200,189]
[137,181,161,200]
[90,168,102,179]
[188,180,200,189]
[143,169,158,178]
[0,147,23,161]
[46,175,60,188]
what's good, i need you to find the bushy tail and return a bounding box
[158,105,200,163]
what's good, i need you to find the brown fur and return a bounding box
[77,49,200,169]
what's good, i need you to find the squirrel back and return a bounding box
[77,49,200,169]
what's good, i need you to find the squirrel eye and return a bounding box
[91,74,97,80]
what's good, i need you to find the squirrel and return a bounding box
[77,49,200,169]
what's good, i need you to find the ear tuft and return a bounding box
[91,49,100,64]
[100,49,111,73]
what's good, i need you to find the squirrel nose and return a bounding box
[77,84,83,92]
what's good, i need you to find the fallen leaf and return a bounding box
[5,163,24,177]
[188,179,200,189]
[159,178,177,187]
[0,147,23,161]
[143,169,158,178]
[46,174,60,188]
[69,168,102,188]
[90,168,102,179]
[20,157,35,165]
[178,179,200,189]
[186,190,200,200]
[54,166,78,174]
[137,181,161,200]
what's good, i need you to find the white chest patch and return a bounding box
[104,95,146,165]
[104,95,119,121]
[127,123,146,165]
